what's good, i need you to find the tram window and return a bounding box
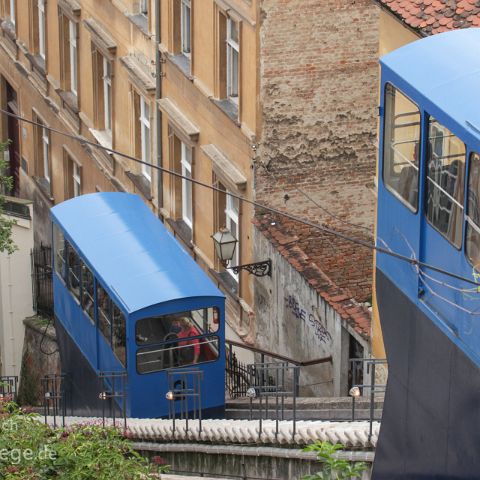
[425,117,465,248]
[112,304,126,367]
[383,84,420,211]
[66,243,81,302]
[97,283,112,342]
[466,153,480,268]
[81,261,95,323]
[135,307,220,345]
[136,335,219,374]
[54,224,66,279]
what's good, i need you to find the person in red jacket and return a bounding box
[176,317,200,365]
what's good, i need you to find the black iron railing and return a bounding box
[349,357,387,442]
[225,339,332,399]
[0,375,18,402]
[31,244,53,318]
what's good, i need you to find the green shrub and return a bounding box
[0,402,168,479]
[302,441,367,480]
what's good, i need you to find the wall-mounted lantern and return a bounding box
[212,228,272,277]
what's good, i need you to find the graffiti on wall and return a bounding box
[284,294,332,344]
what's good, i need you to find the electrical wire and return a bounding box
[2,107,480,288]
[258,160,374,236]
[256,160,366,271]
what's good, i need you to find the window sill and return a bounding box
[212,98,239,125]
[0,19,15,41]
[166,218,193,247]
[32,176,54,203]
[89,128,112,151]
[168,53,192,79]
[27,53,46,76]
[209,268,239,298]
[128,13,150,37]
[126,171,152,200]
[58,89,79,115]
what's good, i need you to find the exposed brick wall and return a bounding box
[256,0,381,303]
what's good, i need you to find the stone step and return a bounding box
[225,408,383,422]
[226,396,384,411]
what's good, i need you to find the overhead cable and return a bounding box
[2,108,480,288]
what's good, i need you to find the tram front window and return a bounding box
[137,335,219,374]
[136,307,220,374]
[136,307,219,345]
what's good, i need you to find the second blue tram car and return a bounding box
[375,29,480,479]
[51,192,225,418]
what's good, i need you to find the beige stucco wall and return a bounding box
[379,10,420,58]
[0,201,35,377]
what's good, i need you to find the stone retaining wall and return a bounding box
[17,316,60,406]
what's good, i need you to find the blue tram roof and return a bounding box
[51,193,224,313]
[380,28,480,144]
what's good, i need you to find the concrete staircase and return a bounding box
[226,396,384,421]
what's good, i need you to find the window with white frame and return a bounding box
[226,18,239,104]
[69,20,78,95]
[225,192,239,280]
[181,142,192,228]
[73,162,81,197]
[92,49,113,138]
[42,124,50,183]
[8,0,15,25]
[33,113,51,191]
[181,0,191,57]
[140,97,151,181]
[103,57,112,133]
[38,0,46,59]
[59,12,79,97]
[64,151,82,199]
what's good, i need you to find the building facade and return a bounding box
[0,0,259,345]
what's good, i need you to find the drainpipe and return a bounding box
[155,0,163,211]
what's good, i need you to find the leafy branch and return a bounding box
[302,441,367,480]
[0,140,17,255]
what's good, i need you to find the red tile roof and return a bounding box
[378,0,480,35]
[254,213,372,340]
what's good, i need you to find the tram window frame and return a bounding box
[112,303,127,367]
[465,152,480,269]
[382,83,421,213]
[135,307,220,346]
[66,242,81,302]
[136,334,220,375]
[53,223,66,280]
[425,116,466,249]
[80,260,95,324]
[96,282,127,367]
[97,282,113,344]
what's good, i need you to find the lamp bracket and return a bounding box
[229,259,272,277]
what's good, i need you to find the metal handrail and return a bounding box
[225,339,332,367]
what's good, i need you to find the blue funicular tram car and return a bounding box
[51,192,225,419]
[375,29,480,479]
